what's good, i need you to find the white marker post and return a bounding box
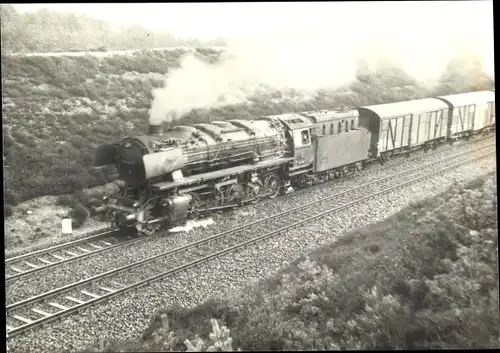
[62,218,73,235]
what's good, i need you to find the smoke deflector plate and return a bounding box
[142,149,187,180]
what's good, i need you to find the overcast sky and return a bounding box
[14,2,494,39]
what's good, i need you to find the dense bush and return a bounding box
[4,204,13,218]
[71,203,90,229]
[91,173,498,351]
[56,195,77,207]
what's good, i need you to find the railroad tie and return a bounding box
[50,254,66,261]
[31,308,52,317]
[23,261,40,269]
[9,266,24,273]
[64,296,85,305]
[38,258,54,265]
[109,281,124,288]
[75,246,91,253]
[80,290,100,299]
[99,286,115,293]
[64,250,78,257]
[101,241,112,246]
[89,243,102,249]
[48,302,70,310]
[11,315,32,324]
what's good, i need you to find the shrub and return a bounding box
[5,204,13,218]
[56,195,76,207]
[73,190,90,207]
[4,190,21,206]
[71,203,89,229]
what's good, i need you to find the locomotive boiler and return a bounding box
[93,118,292,234]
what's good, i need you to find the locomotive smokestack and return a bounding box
[148,123,163,136]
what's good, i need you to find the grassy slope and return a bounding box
[1,48,492,212]
[86,172,498,351]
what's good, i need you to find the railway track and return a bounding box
[6,134,493,271]
[5,228,140,282]
[6,146,495,339]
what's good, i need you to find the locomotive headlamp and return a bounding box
[102,196,108,201]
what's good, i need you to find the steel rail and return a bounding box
[5,149,495,339]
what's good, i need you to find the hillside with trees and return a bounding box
[0,4,226,54]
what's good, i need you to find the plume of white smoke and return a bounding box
[148,1,493,125]
[148,35,361,125]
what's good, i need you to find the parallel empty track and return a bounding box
[6,146,495,339]
[5,228,140,282]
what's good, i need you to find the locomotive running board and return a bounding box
[153,157,293,192]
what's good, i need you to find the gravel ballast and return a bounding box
[6,140,494,304]
[6,152,496,353]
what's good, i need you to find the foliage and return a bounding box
[56,195,77,207]
[81,314,237,352]
[100,173,497,352]
[71,203,90,229]
[4,204,13,218]
[0,5,226,54]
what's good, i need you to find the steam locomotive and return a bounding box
[93,90,495,235]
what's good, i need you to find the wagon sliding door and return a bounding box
[379,119,390,152]
[454,105,475,134]
[486,101,496,126]
[429,109,447,140]
[380,116,412,151]
[401,115,411,148]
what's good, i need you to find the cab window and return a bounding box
[322,124,326,135]
[330,123,334,135]
[338,121,342,133]
[301,130,310,145]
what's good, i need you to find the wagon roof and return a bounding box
[360,98,448,120]
[437,90,495,107]
[262,113,315,130]
[301,109,359,123]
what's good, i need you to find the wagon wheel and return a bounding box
[245,183,262,204]
[214,188,225,207]
[227,183,245,206]
[189,193,203,217]
[263,174,281,199]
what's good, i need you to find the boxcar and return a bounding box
[437,90,496,136]
[358,98,450,158]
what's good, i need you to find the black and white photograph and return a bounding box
[2,1,497,352]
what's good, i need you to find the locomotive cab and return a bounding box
[268,113,315,168]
